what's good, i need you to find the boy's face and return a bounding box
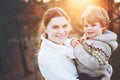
[83,21,105,39]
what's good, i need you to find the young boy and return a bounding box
[71,5,118,80]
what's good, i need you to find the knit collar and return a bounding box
[93,30,117,42]
[91,30,118,51]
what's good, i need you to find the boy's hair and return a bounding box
[80,5,110,29]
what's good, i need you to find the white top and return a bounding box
[38,33,78,80]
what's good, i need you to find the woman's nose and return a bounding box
[58,28,65,33]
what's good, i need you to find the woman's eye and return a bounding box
[52,26,59,29]
[91,24,96,26]
[63,24,68,28]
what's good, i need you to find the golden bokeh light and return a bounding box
[114,0,120,2]
[43,0,50,3]
[64,0,106,20]
[62,0,108,37]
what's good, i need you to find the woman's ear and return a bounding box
[102,26,107,31]
[43,25,47,33]
[44,28,48,34]
[45,30,48,33]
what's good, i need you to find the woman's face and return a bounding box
[83,21,105,39]
[45,17,71,45]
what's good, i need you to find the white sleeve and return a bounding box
[64,38,73,48]
[38,57,78,80]
[66,47,76,59]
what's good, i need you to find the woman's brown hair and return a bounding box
[38,7,71,50]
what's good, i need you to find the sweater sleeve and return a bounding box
[74,41,111,70]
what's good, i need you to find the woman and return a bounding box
[38,7,79,80]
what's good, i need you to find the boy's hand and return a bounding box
[71,39,80,48]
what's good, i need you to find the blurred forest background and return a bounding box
[0,0,120,80]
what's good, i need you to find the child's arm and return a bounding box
[70,37,85,48]
[74,40,111,70]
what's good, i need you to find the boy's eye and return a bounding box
[91,24,96,26]
[84,25,88,27]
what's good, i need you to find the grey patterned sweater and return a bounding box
[74,30,118,77]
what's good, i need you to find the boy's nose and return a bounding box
[87,26,92,29]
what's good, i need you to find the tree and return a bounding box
[0,0,45,80]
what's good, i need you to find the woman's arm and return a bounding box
[38,57,78,80]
